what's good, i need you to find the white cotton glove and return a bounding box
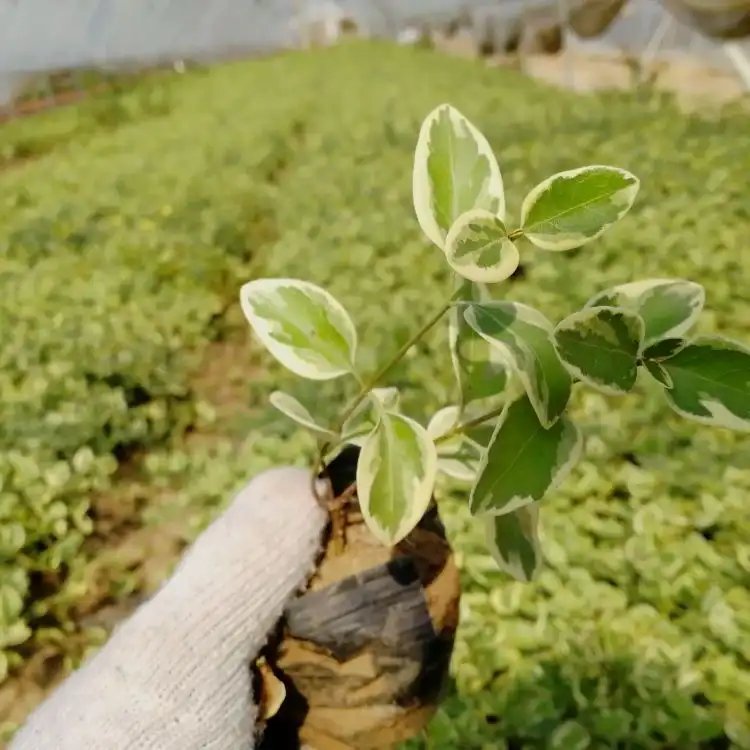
[10,467,327,750]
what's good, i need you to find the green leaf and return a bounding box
[449,280,508,409]
[485,503,541,582]
[0,621,31,649]
[465,422,496,449]
[470,395,582,515]
[269,391,337,437]
[427,406,480,482]
[341,387,400,447]
[587,279,705,346]
[644,359,673,388]
[643,338,688,388]
[413,104,505,249]
[240,278,357,380]
[357,412,438,544]
[644,337,688,360]
[520,165,639,251]
[464,301,571,427]
[0,523,25,558]
[444,209,519,283]
[553,306,644,394]
[658,337,750,431]
[550,721,591,750]
[441,402,523,482]
[0,584,24,624]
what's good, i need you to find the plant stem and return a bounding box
[339,294,458,427]
[436,403,506,444]
[313,292,459,479]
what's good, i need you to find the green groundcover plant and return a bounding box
[242,103,750,578]
[0,45,747,747]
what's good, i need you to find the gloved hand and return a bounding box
[10,467,327,750]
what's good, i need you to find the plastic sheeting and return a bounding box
[0,0,748,95]
[0,0,299,74]
[661,0,750,39]
[570,0,750,38]
[569,0,628,37]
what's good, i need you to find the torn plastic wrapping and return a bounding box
[255,449,461,750]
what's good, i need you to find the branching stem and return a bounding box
[340,294,459,426]
[312,291,460,485]
[435,403,507,444]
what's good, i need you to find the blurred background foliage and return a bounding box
[0,40,749,748]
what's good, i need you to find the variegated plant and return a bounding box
[240,103,750,581]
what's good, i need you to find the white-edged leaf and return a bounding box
[369,387,400,411]
[470,395,582,516]
[269,391,336,437]
[437,448,480,482]
[464,301,571,427]
[553,306,644,395]
[520,165,639,251]
[341,432,368,448]
[586,278,704,346]
[427,405,461,440]
[413,104,505,249]
[445,209,519,283]
[357,413,438,544]
[240,278,357,380]
[485,504,541,582]
[341,387,400,446]
[428,406,479,481]
[658,336,750,432]
[449,280,509,410]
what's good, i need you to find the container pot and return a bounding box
[255,446,461,750]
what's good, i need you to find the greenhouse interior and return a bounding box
[0,1,749,749]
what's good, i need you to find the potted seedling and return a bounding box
[240,104,750,750]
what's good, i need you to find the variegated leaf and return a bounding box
[470,395,582,516]
[427,405,479,481]
[449,280,508,410]
[644,337,689,360]
[587,278,704,346]
[357,413,438,544]
[520,165,639,251]
[465,422,496,449]
[426,405,462,441]
[642,338,688,388]
[368,387,400,412]
[269,391,336,437]
[240,278,356,380]
[553,306,644,395]
[485,504,541,581]
[413,104,505,249]
[464,301,571,427]
[455,403,518,480]
[444,209,519,283]
[437,444,480,482]
[658,337,750,432]
[341,387,400,446]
